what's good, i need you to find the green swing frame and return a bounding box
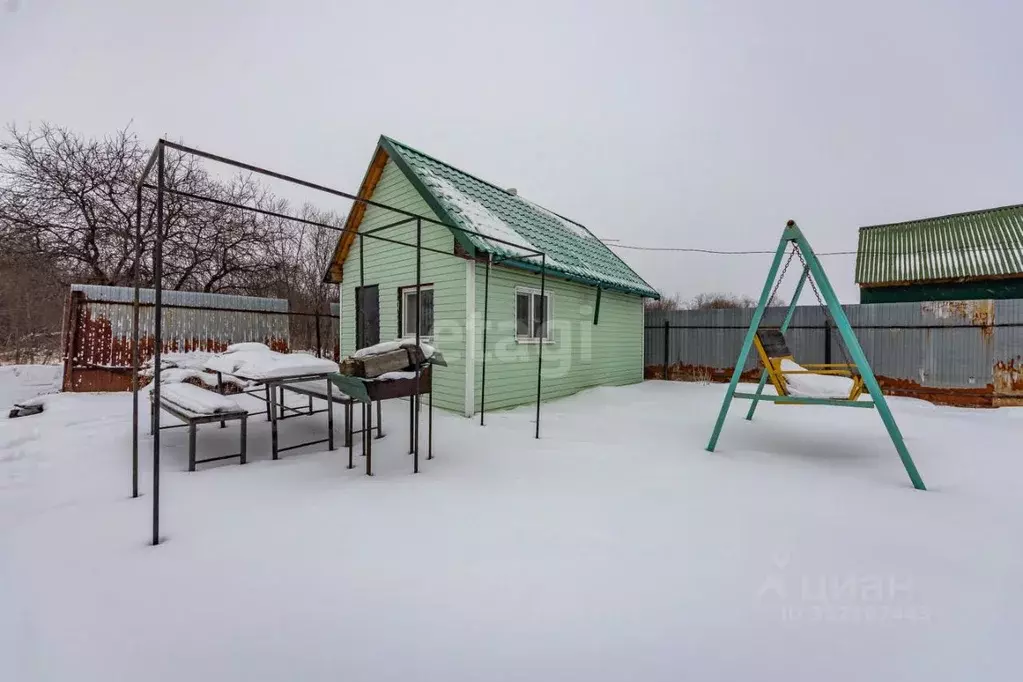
[705,220,927,491]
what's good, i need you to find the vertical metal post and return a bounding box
[357,232,365,350]
[662,319,670,379]
[409,389,415,454]
[315,310,322,358]
[535,254,546,439]
[792,227,926,491]
[151,142,165,546]
[366,402,373,476]
[745,267,808,420]
[428,384,433,460]
[131,184,142,499]
[824,321,832,365]
[479,255,491,426]
[270,381,279,459]
[706,232,792,453]
[187,423,196,472]
[413,218,421,474]
[347,402,354,469]
[239,416,247,465]
[326,377,335,451]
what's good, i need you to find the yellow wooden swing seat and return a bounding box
[752,329,865,402]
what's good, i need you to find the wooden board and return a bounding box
[755,328,792,358]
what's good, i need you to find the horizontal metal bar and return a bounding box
[265,374,338,385]
[277,437,330,454]
[157,140,545,256]
[194,452,245,464]
[276,402,312,417]
[733,392,876,407]
[646,323,1021,330]
[144,182,462,261]
[280,385,353,403]
[278,408,329,420]
[362,216,418,236]
[82,299,319,317]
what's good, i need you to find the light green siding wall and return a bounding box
[472,263,644,412]
[340,159,468,413]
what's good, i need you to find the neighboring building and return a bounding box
[856,203,1023,303]
[324,136,658,416]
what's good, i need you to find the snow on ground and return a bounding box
[1,370,1021,681]
[0,364,61,407]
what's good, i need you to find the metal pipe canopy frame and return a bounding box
[131,139,554,546]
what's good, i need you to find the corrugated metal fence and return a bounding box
[63,285,292,392]
[645,299,1023,407]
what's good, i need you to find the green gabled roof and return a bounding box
[855,203,1023,286]
[379,136,658,298]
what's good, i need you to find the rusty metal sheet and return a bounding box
[64,285,291,392]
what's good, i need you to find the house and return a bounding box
[324,136,658,416]
[855,203,1023,303]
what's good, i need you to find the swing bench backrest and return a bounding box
[755,329,792,360]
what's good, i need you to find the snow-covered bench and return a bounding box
[150,383,249,471]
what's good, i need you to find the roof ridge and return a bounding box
[381,135,522,200]
[859,202,1023,232]
[381,135,659,298]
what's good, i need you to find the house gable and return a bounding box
[327,136,658,299]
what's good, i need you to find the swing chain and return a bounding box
[794,246,856,369]
[767,247,797,314]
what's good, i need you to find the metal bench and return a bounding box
[150,393,249,472]
[278,380,384,448]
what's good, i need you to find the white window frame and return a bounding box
[400,284,434,340]
[514,286,553,343]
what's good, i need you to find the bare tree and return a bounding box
[0,241,65,364]
[0,121,348,363]
[0,123,295,293]
[689,292,786,309]
[644,291,683,312]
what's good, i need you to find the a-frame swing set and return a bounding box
[705,220,927,491]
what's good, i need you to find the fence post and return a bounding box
[663,319,670,380]
[824,321,832,364]
[61,290,84,391]
[314,310,322,358]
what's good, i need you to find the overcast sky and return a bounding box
[3,0,1021,302]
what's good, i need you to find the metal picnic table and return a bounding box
[213,368,341,461]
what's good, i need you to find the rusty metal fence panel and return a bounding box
[63,285,290,392]
[645,299,1020,407]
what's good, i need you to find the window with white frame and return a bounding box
[400,285,434,338]
[515,288,551,341]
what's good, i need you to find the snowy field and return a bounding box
[1,366,1021,681]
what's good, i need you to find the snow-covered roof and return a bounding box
[377,136,659,298]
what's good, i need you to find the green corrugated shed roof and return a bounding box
[855,203,1023,286]
[380,136,658,298]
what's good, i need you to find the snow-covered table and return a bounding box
[203,345,342,461]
